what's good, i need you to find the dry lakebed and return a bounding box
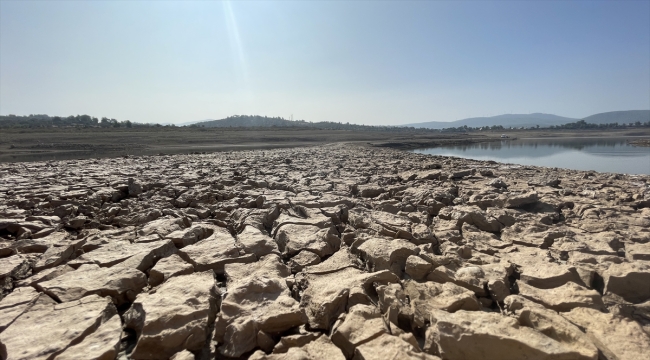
[1,143,650,360]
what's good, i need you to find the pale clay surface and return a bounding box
[0,144,650,359]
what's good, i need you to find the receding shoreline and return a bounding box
[628,139,650,147]
[1,126,649,163]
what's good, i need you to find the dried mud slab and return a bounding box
[0,143,649,359]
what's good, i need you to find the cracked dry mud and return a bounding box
[1,143,650,360]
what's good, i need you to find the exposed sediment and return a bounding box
[628,139,650,147]
[370,136,501,150]
[1,143,649,360]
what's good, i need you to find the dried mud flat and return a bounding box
[1,143,650,360]
[628,139,650,147]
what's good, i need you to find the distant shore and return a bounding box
[628,139,650,147]
[2,126,649,163]
[371,128,650,150]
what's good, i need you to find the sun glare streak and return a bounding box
[223,0,249,88]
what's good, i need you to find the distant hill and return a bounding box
[403,113,577,129]
[581,110,650,125]
[191,113,578,130]
[402,110,650,129]
[189,115,420,132]
[193,116,300,128]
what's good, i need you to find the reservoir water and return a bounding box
[413,137,650,175]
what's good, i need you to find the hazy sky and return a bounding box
[1,1,649,125]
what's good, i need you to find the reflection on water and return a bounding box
[413,137,650,175]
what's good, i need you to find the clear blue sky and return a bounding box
[1,0,649,125]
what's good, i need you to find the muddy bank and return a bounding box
[0,127,487,163]
[628,139,650,147]
[4,126,649,163]
[369,136,500,150]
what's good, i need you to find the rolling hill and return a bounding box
[402,113,577,129]
[191,115,297,127]
[188,115,414,132]
[403,111,650,129]
[187,111,650,130]
[581,110,650,125]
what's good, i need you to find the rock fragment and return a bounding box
[250,334,345,360]
[148,253,193,286]
[405,281,480,325]
[603,262,650,303]
[297,266,399,330]
[0,287,42,332]
[562,307,650,360]
[355,238,418,277]
[405,255,433,280]
[517,281,604,312]
[0,295,117,360]
[503,191,539,208]
[124,271,219,359]
[426,309,598,360]
[53,314,122,360]
[177,227,256,274]
[0,255,30,299]
[330,304,387,357]
[236,225,279,258]
[36,264,147,305]
[214,255,306,357]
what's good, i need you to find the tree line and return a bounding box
[2,113,649,132]
[188,115,438,132]
[0,114,164,128]
[427,119,650,133]
[550,119,650,130]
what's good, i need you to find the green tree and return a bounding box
[79,114,92,124]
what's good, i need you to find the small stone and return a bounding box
[288,251,321,273]
[488,178,508,188]
[405,255,432,280]
[148,253,193,286]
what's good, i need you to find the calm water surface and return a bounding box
[413,137,650,175]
